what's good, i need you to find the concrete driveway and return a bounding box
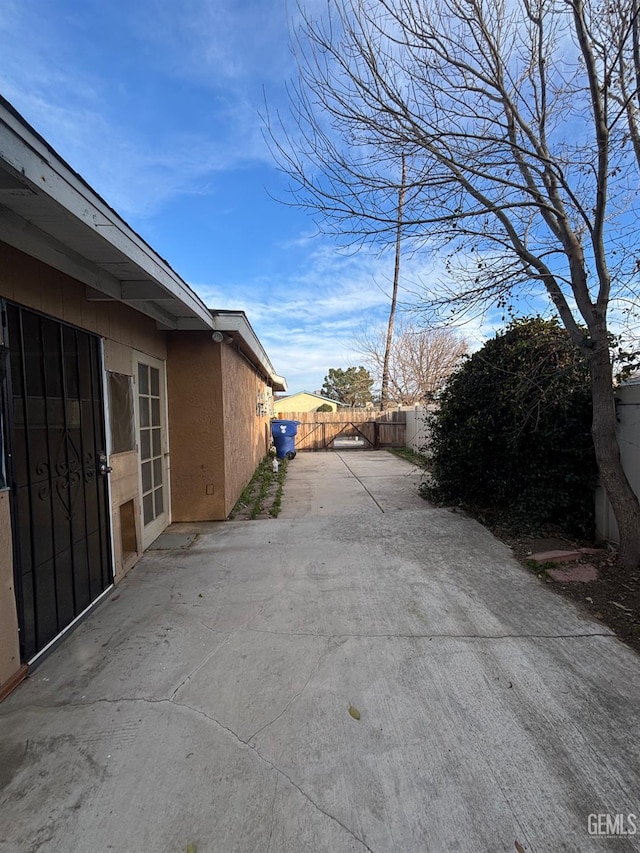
[1,451,639,852]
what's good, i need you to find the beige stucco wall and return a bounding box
[166,332,226,520]
[166,334,272,521]
[221,344,272,518]
[0,490,21,694]
[0,242,169,685]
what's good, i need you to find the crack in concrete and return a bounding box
[195,620,234,636]
[0,630,611,720]
[242,628,614,640]
[247,640,331,744]
[169,632,234,701]
[167,697,377,853]
[0,696,169,714]
[337,455,385,513]
[169,570,297,701]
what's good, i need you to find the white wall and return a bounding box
[595,379,640,544]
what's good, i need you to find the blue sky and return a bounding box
[0,0,497,392]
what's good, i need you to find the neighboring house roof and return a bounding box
[276,391,347,406]
[0,95,286,391]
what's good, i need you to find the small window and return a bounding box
[108,372,136,453]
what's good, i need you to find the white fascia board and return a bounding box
[0,103,214,330]
[0,207,179,329]
[211,311,287,391]
[0,205,122,294]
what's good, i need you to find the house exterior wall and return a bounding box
[0,241,169,686]
[275,393,338,414]
[166,332,226,521]
[166,335,272,521]
[221,343,272,518]
[0,242,167,571]
[0,242,282,694]
[1,243,167,361]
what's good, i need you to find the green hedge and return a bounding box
[425,317,597,536]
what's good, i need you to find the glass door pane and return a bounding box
[136,356,168,548]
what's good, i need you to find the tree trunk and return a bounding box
[380,154,406,411]
[589,345,640,570]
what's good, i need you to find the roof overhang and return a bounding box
[0,96,214,331]
[211,310,287,392]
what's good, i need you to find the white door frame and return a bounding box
[134,351,170,549]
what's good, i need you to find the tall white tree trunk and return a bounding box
[380,154,406,411]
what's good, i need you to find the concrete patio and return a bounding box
[1,451,639,852]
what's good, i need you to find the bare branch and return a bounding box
[354,316,469,403]
[265,0,640,567]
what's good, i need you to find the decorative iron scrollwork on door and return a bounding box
[35,429,95,520]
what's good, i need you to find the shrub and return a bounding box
[425,317,597,536]
[316,403,334,412]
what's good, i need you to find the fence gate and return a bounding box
[290,412,406,452]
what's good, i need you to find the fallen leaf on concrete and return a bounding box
[348,704,361,720]
[186,844,198,853]
[515,842,526,852]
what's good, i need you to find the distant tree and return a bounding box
[266,0,640,568]
[354,317,468,405]
[322,366,374,406]
[425,317,597,536]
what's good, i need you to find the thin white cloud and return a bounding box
[193,238,493,389]
[0,0,288,217]
[0,85,235,217]
[0,0,518,394]
[140,0,294,85]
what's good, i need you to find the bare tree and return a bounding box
[267,0,640,568]
[355,317,468,404]
[614,0,640,170]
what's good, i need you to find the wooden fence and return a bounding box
[280,410,406,451]
[596,379,640,544]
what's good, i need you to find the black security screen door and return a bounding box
[7,304,112,661]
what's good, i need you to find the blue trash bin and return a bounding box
[271,419,300,460]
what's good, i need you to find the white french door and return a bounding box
[135,353,169,548]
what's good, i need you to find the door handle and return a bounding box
[98,451,112,476]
